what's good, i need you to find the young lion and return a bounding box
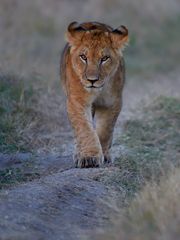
[60,21,128,168]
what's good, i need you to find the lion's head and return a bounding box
[66,21,128,91]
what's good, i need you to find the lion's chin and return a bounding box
[85,85,104,93]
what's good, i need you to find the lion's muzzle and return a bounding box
[86,76,99,88]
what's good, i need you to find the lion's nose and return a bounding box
[87,77,99,83]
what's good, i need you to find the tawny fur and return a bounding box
[60,22,128,168]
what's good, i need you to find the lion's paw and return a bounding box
[104,153,112,164]
[74,155,103,168]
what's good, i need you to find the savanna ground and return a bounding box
[0,0,180,239]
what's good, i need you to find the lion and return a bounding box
[60,21,128,168]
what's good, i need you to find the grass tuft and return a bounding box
[0,73,35,153]
[0,165,40,190]
[102,96,180,202]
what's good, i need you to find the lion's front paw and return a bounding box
[74,155,103,168]
[104,153,112,164]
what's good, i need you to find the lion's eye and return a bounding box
[101,56,110,62]
[79,54,87,62]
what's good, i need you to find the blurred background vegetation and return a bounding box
[0,0,180,79]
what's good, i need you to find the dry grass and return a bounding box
[94,96,180,240]
[96,168,180,240]
[101,96,180,205]
[126,169,180,240]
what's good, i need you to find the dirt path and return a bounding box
[0,158,119,240]
[0,72,179,240]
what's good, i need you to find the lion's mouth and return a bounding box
[86,85,103,89]
[85,83,105,89]
[81,80,104,90]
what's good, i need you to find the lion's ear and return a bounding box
[66,22,85,46]
[110,25,129,50]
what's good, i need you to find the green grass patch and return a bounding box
[103,96,180,203]
[0,73,35,153]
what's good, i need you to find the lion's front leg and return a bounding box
[95,104,121,163]
[67,100,103,168]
